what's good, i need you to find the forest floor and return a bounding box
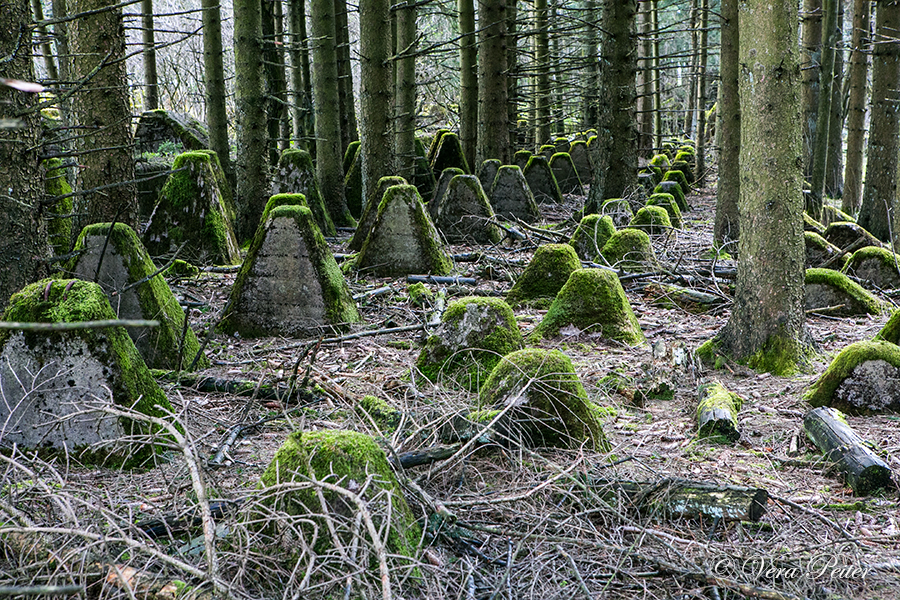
[3,174,900,600]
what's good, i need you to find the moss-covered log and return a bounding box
[803,406,893,495]
[696,381,743,442]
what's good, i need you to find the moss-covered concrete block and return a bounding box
[489,165,541,224]
[629,205,672,235]
[412,137,437,200]
[805,268,884,317]
[842,246,900,290]
[356,395,402,431]
[258,430,420,559]
[354,185,453,277]
[599,198,634,228]
[514,150,532,170]
[670,160,694,185]
[805,341,900,414]
[0,279,175,465]
[875,310,900,345]
[568,141,593,184]
[649,154,670,168]
[549,152,584,195]
[430,131,469,176]
[478,348,609,449]
[144,151,241,266]
[662,169,690,193]
[426,128,451,165]
[553,136,570,153]
[134,109,209,155]
[646,192,683,229]
[653,181,687,212]
[477,159,501,195]
[804,231,844,269]
[506,243,581,308]
[428,167,465,222]
[568,214,616,262]
[348,176,407,252]
[529,269,644,344]
[523,155,564,204]
[436,175,503,244]
[273,149,337,237]
[70,223,208,370]
[601,228,658,272]
[417,296,522,391]
[539,144,556,160]
[823,221,880,252]
[221,205,360,337]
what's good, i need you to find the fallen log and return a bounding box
[407,274,478,286]
[150,370,315,404]
[803,406,894,495]
[696,381,743,442]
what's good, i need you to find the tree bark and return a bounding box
[507,0,518,150]
[694,0,708,185]
[842,0,871,216]
[203,0,232,177]
[31,0,60,83]
[581,0,600,131]
[716,0,809,375]
[358,0,394,211]
[476,0,510,164]
[70,0,137,230]
[637,1,654,153]
[0,0,49,309]
[234,0,270,240]
[801,0,823,178]
[459,0,477,168]
[141,0,159,110]
[825,0,844,199]
[859,0,900,242]
[534,0,551,146]
[683,0,698,137]
[395,0,417,180]
[808,0,838,220]
[651,0,661,150]
[288,0,311,149]
[714,0,740,245]
[261,0,288,164]
[334,0,358,155]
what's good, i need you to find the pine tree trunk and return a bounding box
[534,0,551,146]
[234,0,269,240]
[395,0,417,180]
[335,0,358,154]
[550,0,564,135]
[70,0,137,230]
[651,0,661,149]
[695,0,708,185]
[262,0,288,164]
[825,1,844,199]
[714,0,740,245]
[637,1,653,153]
[858,0,900,242]
[0,0,49,308]
[842,0,870,215]
[585,0,637,210]
[683,0,698,137]
[141,0,159,110]
[507,0,519,150]
[581,0,600,130]
[288,0,312,149]
[717,0,809,375]
[459,0,477,168]
[31,0,59,83]
[808,0,838,219]
[203,0,232,177]
[476,0,510,164]
[358,0,394,208]
[801,0,823,178]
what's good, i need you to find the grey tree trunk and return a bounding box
[476,0,510,164]
[858,0,900,242]
[234,0,269,240]
[358,0,394,209]
[842,0,870,215]
[459,0,477,168]
[694,0,708,185]
[288,0,312,149]
[825,0,844,199]
[808,0,838,220]
[335,0,358,155]
[714,0,740,245]
[141,0,159,110]
[395,0,417,180]
[717,0,809,375]
[801,0,823,178]
[31,0,60,83]
[581,0,600,130]
[651,0,661,149]
[637,1,654,152]
[262,0,289,163]
[534,0,551,146]
[507,0,519,149]
[203,0,232,176]
[70,0,137,230]
[683,0,698,137]
[550,0,564,135]
[0,0,49,308]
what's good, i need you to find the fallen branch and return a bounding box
[0,319,159,331]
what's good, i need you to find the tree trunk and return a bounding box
[716,0,809,375]
[694,0,708,185]
[70,0,137,230]
[550,0,564,136]
[203,0,232,177]
[651,0,661,149]
[581,0,600,130]
[335,0,358,155]
[234,0,270,240]
[825,0,844,199]
[714,0,740,245]
[288,0,311,149]
[534,0,551,146]
[842,0,870,215]
[31,0,60,83]
[395,0,417,180]
[507,0,519,150]
[858,0,900,242]
[0,0,49,308]
[261,0,288,164]
[358,0,393,210]
[459,0,477,168]
[637,1,654,153]
[585,0,638,211]
[141,0,159,110]
[476,0,510,164]
[808,0,838,220]
[801,0,823,179]
[683,0,698,137]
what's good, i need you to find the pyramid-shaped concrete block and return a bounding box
[222,204,360,337]
[436,175,503,244]
[0,279,175,466]
[490,165,541,223]
[273,149,337,236]
[355,184,453,277]
[523,155,563,204]
[70,223,209,370]
[348,176,407,252]
[549,152,584,195]
[143,151,241,265]
[429,167,464,222]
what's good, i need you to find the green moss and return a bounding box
[874,310,900,345]
[356,395,402,431]
[804,341,900,407]
[746,334,813,376]
[662,169,690,192]
[0,279,177,466]
[629,205,672,235]
[163,259,200,278]
[646,193,683,229]
[479,348,609,450]
[601,228,657,272]
[648,154,670,168]
[696,381,743,442]
[528,269,644,345]
[805,268,884,315]
[506,244,581,307]
[653,182,686,212]
[43,158,73,256]
[569,214,616,261]
[262,193,308,221]
[843,245,900,274]
[407,282,433,306]
[258,430,420,558]
[416,296,522,391]
[71,223,208,370]
[803,212,827,234]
